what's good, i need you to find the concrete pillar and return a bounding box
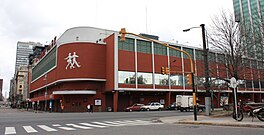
[217,92,221,108]
[166,92,171,107]
[113,91,118,112]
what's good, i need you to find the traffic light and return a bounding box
[186,73,193,85]
[161,67,165,75]
[165,67,170,75]
[119,28,126,41]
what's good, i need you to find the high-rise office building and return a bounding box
[0,79,3,101]
[233,0,264,60]
[15,42,43,71]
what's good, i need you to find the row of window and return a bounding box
[119,71,188,86]
[118,37,264,68]
[118,71,264,89]
[32,47,56,81]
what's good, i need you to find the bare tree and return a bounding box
[208,10,255,80]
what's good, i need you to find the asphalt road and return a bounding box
[0,108,263,135]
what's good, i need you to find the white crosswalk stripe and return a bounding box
[66,124,93,129]
[103,121,128,126]
[37,125,58,132]
[5,127,16,135]
[22,126,38,133]
[79,122,107,128]
[4,119,160,134]
[58,127,76,131]
[91,121,120,126]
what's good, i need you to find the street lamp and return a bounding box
[183,24,211,116]
[119,28,198,121]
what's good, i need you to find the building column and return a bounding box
[113,91,118,112]
[217,92,221,108]
[166,91,171,107]
[252,93,255,102]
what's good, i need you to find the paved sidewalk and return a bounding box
[160,115,264,128]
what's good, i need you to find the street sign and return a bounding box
[229,77,237,88]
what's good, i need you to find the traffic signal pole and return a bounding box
[119,28,197,121]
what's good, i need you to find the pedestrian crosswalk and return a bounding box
[3,119,162,134]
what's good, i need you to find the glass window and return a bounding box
[197,77,205,87]
[137,72,153,84]
[118,71,136,84]
[182,47,194,59]
[170,74,183,86]
[246,80,253,88]
[32,47,56,81]
[195,50,204,60]
[154,43,167,56]
[213,79,227,88]
[238,80,246,88]
[217,54,225,63]
[169,46,181,57]
[251,60,257,68]
[137,40,152,54]
[118,37,135,51]
[155,74,169,85]
[253,81,260,88]
[208,52,216,62]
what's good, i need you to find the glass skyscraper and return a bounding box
[233,0,264,60]
[15,42,43,71]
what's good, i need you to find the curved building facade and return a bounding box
[30,26,264,112]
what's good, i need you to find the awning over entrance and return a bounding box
[53,90,96,95]
[30,94,61,102]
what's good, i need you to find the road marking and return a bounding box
[58,127,76,130]
[66,124,93,129]
[79,123,107,128]
[52,124,61,127]
[91,122,113,127]
[103,121,127,126]
[23,126,38,133]
[37,125,58,132]
[5,127,16,135]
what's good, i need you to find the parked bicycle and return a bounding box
[233,100,264,122]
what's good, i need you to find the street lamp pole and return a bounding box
[200,24,211,116]
[119,28,197,121]
[44,74,48,112]
[183,24,211,116]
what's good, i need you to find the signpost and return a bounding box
[229,77,238,119]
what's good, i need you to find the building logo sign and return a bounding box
[65,52,81,70]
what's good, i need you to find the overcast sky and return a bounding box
[0,0,233,98]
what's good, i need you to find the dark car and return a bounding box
[166,102,177,110]
[125,104,144,112]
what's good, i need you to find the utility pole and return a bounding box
[201,24,211,116]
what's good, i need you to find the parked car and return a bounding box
[166,102,177,110]
[140,102,164,111]
[125,103,144,112]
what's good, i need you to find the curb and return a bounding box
[174,121,264,128]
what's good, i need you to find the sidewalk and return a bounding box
[160,114,264,128]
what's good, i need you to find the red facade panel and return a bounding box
[137,53,152,72]
[154,55,168,73]
[183,58,192,73]
[196,60,205,77]
[105,34,115,91]
[118,50,135,71]
[57,42,106,80]
[169,57,182,74]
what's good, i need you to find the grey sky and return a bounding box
[0,0,233,98]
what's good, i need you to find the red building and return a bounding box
[29,27,264,112]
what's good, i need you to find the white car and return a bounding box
[140,102,164,111]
